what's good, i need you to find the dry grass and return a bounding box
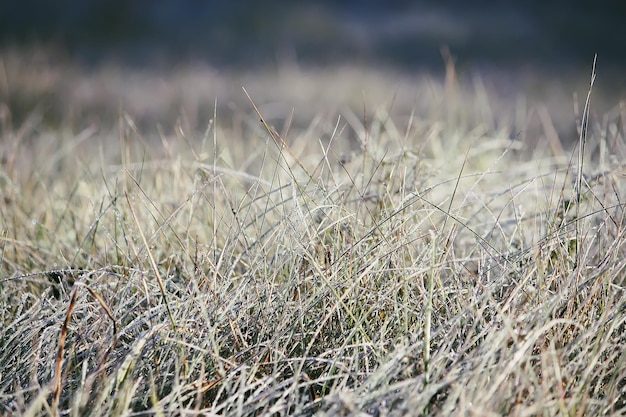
[1,54,626,416]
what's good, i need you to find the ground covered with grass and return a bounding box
[1,59,625,416]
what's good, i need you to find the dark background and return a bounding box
[1,1,624,72]
[1,0,624,144]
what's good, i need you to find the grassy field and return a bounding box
[1,53,625,416]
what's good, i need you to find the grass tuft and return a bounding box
[1,62,625,416]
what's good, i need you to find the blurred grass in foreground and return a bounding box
[0,49,625,416]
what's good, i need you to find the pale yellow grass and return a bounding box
[0,51,625,416]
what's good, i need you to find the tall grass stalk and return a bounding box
[574,55,596,271]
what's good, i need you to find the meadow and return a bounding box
[0,51,625,416]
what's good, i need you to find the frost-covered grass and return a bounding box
[0,57,625,416]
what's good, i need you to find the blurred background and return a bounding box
[2,1,625,70]
[0,1,625,147]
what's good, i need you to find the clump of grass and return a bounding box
[1,67,625,417]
